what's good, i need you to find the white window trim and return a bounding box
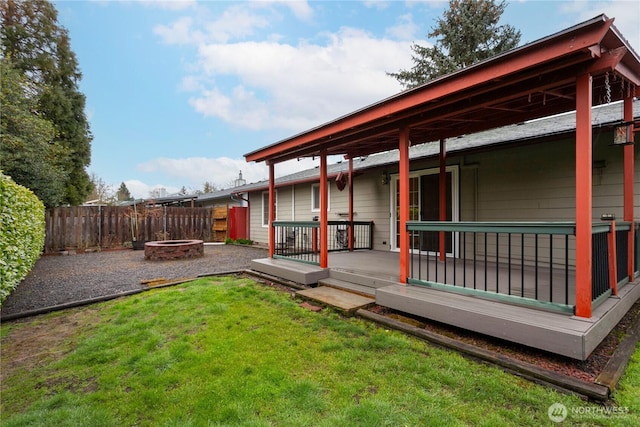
[261,190,277,227]
[389,165,459,255]
[311,183,330,212]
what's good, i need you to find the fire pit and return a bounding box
[144,240,204,261]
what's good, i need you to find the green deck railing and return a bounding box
[272,220,374,265]
[406,221,634,314]
[406,221,577,314]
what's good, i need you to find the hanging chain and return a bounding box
[605,72,611,104]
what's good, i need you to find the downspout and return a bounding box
[292,184,295,221]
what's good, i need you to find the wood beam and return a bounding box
[399,127,410,283]
[624,95,635,279]
[348,157,354,252]
[575,73,593,318]
[320,150,328,268]
[268,163,275,258]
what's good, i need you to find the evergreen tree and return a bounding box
[0,57,68,207]
[203,181,217,194]
[388,0,521,89]
[116,182,133,202]
[1,0,92,205]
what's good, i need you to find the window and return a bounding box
[261,191,277,227]
[311,183,330,212]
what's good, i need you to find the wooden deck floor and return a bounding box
[329,250,575,304]
[250,251,640,360]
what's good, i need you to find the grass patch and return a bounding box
[1,276,639,426]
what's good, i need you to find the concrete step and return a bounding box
[297,286,374,313]
[329,268,399,289]
[318,277,377,297]
[250,258,329,285]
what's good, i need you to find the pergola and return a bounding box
[245,15,640,318]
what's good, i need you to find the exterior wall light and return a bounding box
[613,122,634,145]
[380,171,390,185]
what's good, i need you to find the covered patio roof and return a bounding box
[245,15,640,165]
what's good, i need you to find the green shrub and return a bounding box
[224,238,253,246]
[0,173,45,304]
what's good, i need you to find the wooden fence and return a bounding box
[44,206,221,253]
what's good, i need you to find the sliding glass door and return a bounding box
[392,166,458,255]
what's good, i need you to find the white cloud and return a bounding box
[186,28,415,132]
[140,0,196,11]
[124,179,180,200]
[153,17,199,45]
[154,3,280,45]
[134,155,334,195]
[557,1,640,49]
[153,2,417,133]
[280,0,313,21]
[362,1,391,11]
[136,156,265,189]
[385,13,419,40]
[203,4,271,43]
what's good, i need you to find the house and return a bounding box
[240,15,640,360]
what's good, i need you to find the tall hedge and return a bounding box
[0,172,45,304]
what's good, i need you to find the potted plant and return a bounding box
[126,202,151,250]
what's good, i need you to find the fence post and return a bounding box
[98,205,102,249]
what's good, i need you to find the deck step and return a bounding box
[318,277,376,297]
[297,286,374,313]
[250,258,329,285]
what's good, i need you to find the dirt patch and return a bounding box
[0,307,98,385]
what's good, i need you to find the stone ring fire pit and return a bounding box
[144,240,204,261]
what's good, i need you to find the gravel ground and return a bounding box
[1,244,268,317]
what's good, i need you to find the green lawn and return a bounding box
[1,276,638,426]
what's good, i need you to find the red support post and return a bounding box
[348,157,354,252]
[624,96,635,279]
[575,73,593,318]
[268,162,275,258]
[439,138,447,262]
[399,127,410,283]
[320,150,328,268]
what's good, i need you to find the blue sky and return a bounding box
[54,0,640,199]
